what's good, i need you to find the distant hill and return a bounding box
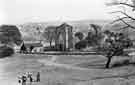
[17,19,135,41]
[109,21,135,40]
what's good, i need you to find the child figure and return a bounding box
[22,74,27,85]
[28,72,33,85]
[18,74,22,85]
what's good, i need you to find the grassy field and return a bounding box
[0,53,135,85]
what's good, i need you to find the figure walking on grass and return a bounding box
[36,72,40,82]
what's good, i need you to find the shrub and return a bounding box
[43,45,57,51]
[75,40,87,50]
[75,32,84,40]
[0,46,14,58]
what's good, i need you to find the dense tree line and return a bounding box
[0,25,22,57]
[74,24,133,68]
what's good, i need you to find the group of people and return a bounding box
[20,42,34,53]
[18,72,40,85]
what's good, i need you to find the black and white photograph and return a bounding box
[1,0,135,85]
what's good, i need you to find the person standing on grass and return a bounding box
[36,72,40,82]
[18,79,21,85]
[18,74,22,85]
[30,45,34,53]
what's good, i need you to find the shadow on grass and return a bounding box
[76,59,135,69]
[76,62,106,69]
[111,60,135,68]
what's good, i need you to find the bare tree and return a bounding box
[101,0,135,68]
[36,26,42,43]
[106,0,135,30]
[85,24,103,46]
[43,26,56,47]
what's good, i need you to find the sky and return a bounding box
[0,0,113,25]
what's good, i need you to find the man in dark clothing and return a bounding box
[30,45,34,53]
[20,43,27,53]
[36,72,40,82]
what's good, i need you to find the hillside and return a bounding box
[17,19,111,41]
[17,19,135,41]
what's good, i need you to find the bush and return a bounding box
[0,46,14,58]
[75,40,87,50]
[43,46,57,51]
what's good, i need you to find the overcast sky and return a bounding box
[0,0,113,24]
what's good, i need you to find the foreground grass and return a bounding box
[0,53,135,85]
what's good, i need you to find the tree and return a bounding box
[106,0,135,30]
[36,26,42,43]
[43,26,56,47]
[85,31,94,46]
[0,25,22,46]
[75,32,84,41]
[104,30,112,35]
[0,25,22,57]
[75,40,87,50]
[90,24,102,36]
[102,31,132,68]
[102,0,135,68]
[85,24,104,46]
